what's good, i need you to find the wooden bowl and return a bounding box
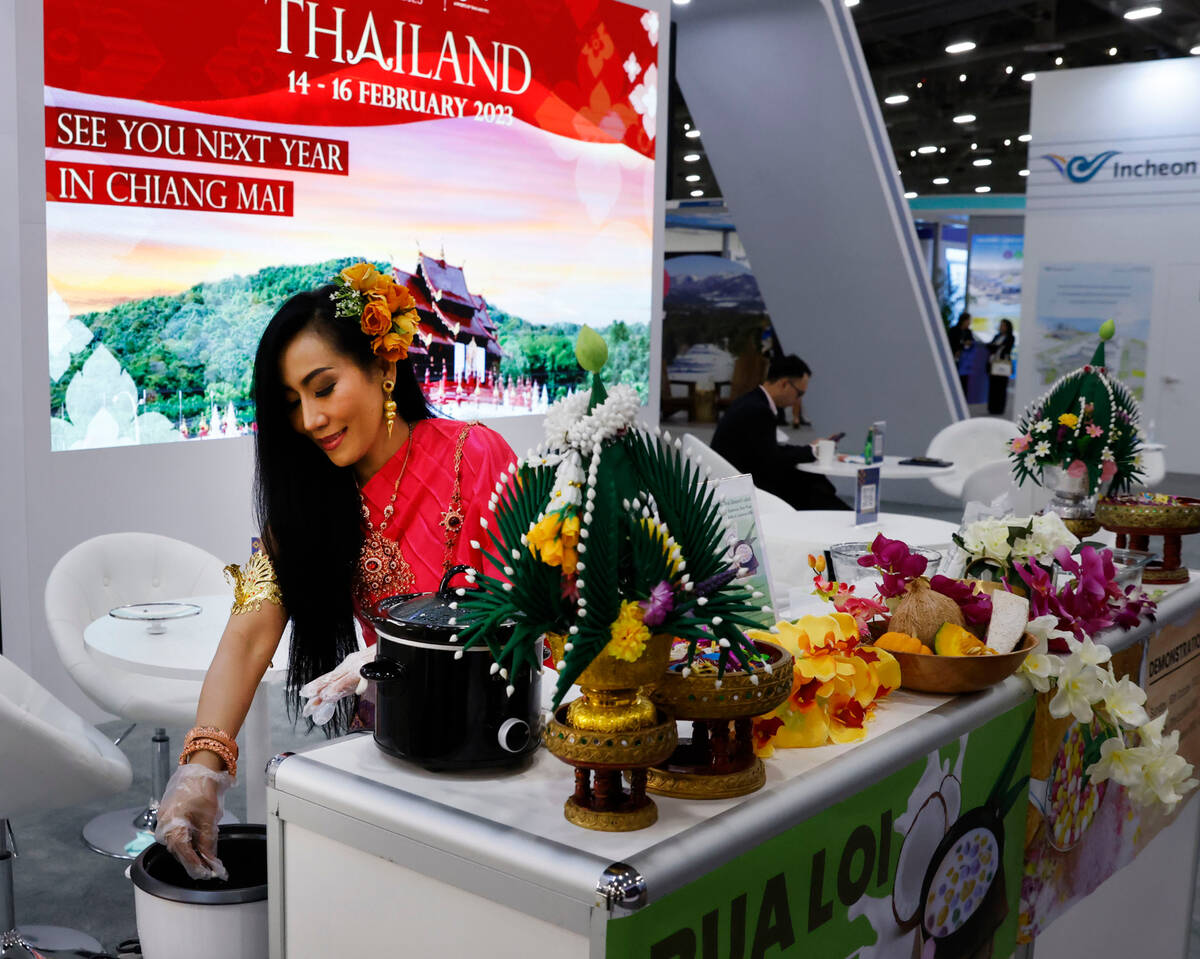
[880,634,1035,694]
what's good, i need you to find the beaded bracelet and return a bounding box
[184,725,239,762]
[179,738,238,780]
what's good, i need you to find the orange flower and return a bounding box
[751,715,785,758]
[828,695,869,744]
[393,305,421,340]
[339,261,380,289]
[360,296,393,336]
[371,331,409,361]
[368,274,416,316]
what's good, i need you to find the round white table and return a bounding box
[84,593,290,824]
[797,453,956,480]
[760,510,959,616]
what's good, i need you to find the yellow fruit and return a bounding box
[933,622,996,657]
[875,631,924,654]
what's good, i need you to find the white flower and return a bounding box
[1101,669,1149,728]
[1137,712,1168,749]
[544,390,591,447]
[1019,616,1069,692]
[622,52,641,82]
[1030,513,1078,556]
[1048,656,1107,723]
[640,9,659,45]
[1132,744,1197,810]
[1034,440,1051,458]
[1034,419,1052,433]
[1086,736,1146,789]
[629,64,658,140]
[1066,635,1112,669]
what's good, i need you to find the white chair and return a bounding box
[1136,446,1167,488]
[680,432,740,480]
[925,417,1021,499]
[961,460,1052,515]
[1,653,133,956]
[44,532,230,858]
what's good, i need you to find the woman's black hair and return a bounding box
[252,285,434,734]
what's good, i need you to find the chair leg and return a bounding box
[1,819,104,957]
[84,727,169,858]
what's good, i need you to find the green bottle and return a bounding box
[863,427,874,464]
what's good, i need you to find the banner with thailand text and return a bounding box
[44,0,662,449]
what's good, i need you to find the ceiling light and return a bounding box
[884,94,910,104]
[940,147,947,153]
[685,129,701,138]
[672,0,690,5]
[683,122,690,130]
[683,153,701,162]
[973,158,992,167]
[1004,138,1012,146]
[910,150,917,157]
[685,174,700,182]
[918,145,939,154]
[975,186,992,193]
[959,73,968,82]
[1123,5,1161,19]
[916,81,924,88]
[1055,56,1064,66]
[1108,47,1118,56]
[690,189,705,197]
[1191,44,1200,55]
[1019,169,1030,177]
[1005,65,1013,74]
[904,191,918,199]
[845,0,860,6]
[946,41,977,54]
[953,114,977,124]
[1022,72,1036,82]
[1018,133,1032,142]
[933,177,950,185]
[971,142,978,150]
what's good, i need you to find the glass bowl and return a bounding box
[828,543,942,590]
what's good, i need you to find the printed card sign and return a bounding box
[44,0,663,450]
[871,420,886,463]
[855,467,880,526]
[710,474,776,628]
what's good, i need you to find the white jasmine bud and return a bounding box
[556,660,566,671]
[502,582,513,592]
[576,561,586,571]
[449,602,458,610]
[696,596,708,606]
[576,579,586,589]
[479,517,489,529]
[506,684,515,697]
[578,608,587,617]
[752,591,764,599]
[684,581,694,591]
[454,650,464,660]
[511,548,522,560]
[503,566,514,576]
[490,662,500,675]
[713,616,723,626]
[500,668,508,680]
[456,588,466,596]
[579,528,589,539]
[468,538,479,549]
[577,597,587,607]
[718,637,730,647]
[578,543,587,553]
[448,616,457,625]
[563,642,574,652]
[750,674,760,686]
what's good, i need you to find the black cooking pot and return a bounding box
[361,565,541,771]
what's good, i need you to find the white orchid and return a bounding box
[1132,745,1197,810]
[1086,736,1146,789]
[1101,668,1149,728]
[1018,617,1069,692]
[1048,656,1107,723]
[1066,634,1112,669]
[1136,712,1168,749]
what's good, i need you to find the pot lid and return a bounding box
[371,565,476,642]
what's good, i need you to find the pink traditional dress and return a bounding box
[353,417,515,640]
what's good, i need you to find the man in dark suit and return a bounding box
[711,355,848,511]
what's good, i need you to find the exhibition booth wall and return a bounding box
[1019,56,1200,473]
[672,0,966,456]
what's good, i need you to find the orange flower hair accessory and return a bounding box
[331,261,420,361]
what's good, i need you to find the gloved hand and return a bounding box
[299,647,375,726]
[155,763,233,881]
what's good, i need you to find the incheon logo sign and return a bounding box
[1042,150,1120,183]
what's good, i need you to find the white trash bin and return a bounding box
[128,824,268,959]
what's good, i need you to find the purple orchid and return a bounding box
[858,533,929,598]
[929,575,995,626]
[641,580,674,627]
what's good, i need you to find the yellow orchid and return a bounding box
[526,510,580,575]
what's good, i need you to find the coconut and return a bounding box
[889,577,966,645]
[892,792,948,929]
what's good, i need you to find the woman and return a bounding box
[950,312,976,397]
[154,263,515,880]
[986,319,1016,415]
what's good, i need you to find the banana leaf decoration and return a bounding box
[1010,320,1144,495]
[454,328,770,709]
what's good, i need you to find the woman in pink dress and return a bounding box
[155,263,514,879]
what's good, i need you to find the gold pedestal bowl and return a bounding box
[1097,495,1200,584]
[542,633,678,831]
[644,639,793,800]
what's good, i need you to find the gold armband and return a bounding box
[224,549,283,615]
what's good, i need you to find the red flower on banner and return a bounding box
[583,23,615,77]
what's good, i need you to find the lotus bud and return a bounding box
[574,325,609,372]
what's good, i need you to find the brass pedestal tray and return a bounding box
[643,640,793,800]
[542,633,677,831]
[1096,495,1200,584]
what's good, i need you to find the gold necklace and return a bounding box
[361,421,415,535]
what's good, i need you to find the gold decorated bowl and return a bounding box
[544,632,674,691]
[650,639,794,721]
[880,634,1035,694]
[1096,496,1200,535]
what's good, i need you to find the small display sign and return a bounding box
[855,466,880,526]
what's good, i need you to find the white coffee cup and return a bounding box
[816,438,835,466]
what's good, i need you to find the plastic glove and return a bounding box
[155,763,233,881]
[299,647,375,726]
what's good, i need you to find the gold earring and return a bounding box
[383,379,397,438]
